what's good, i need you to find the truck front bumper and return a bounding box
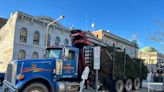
[3,80,19,92]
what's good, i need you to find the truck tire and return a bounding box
[0,79,2,86]
[115,80,124,92]
[125,79,133,91]
[133,78,140,90]
[23,82,49,92]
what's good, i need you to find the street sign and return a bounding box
[64,47,69,57]
[94,46,100,70]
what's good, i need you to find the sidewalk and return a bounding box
[83,87,108,92]
[82,85,162,92]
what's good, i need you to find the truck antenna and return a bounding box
[85,9,88,31]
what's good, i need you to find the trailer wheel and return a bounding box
[125,79,133,91]
[133,78,140,90]
[23,82,49,92]
[115,80,124,92]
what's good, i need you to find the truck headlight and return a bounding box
[56,59,63,75]
[16,74,25,80]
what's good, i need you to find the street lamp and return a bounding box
[45,15,65,48]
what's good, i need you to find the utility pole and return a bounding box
[94,46,100,92]
[147,51,151,92]
[123,48,126,78]
[112,44,116,80]
[85,9,88,31]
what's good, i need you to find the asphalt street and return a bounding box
[0,86,160,92]
[0,87,153,92]
[142,81,163,92]
[82,87,159,92]
[0,86,2,92]
[0,81,163,92]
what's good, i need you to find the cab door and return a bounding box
[62,49,78,78]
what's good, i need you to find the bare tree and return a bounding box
[149,31,164,44]
[149,20,164,52]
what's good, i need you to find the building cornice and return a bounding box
[14,11,71,33]
[93,29,138,48]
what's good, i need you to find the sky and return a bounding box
[0,0,164,53]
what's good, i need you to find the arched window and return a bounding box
[18,50,26,60]
[55,36,60,46]
[32,52,38,59]
[20,28,27,43]
[33,31,40,45]
[64,39,69,46]
[45,34,51,47]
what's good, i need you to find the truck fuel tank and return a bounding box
[56,82,79,92]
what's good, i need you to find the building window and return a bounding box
[20,28,27,43]
[64,39,69,46]
[18,50,26,60]
[55,36,60,46]
[107,41,110,46]
[45,34,51,47]
[32,52,38,59]
[33,31,40,45]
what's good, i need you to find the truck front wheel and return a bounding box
[23,82,49,92]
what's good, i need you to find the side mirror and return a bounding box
[64,47,69,58]
[81,66,90,80]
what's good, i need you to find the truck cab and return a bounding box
[3,46,80,92]
[46,46,79,79]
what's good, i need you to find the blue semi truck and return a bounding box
[3,46,80,92]
[3,30,147,92]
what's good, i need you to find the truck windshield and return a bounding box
[48,49,62,58]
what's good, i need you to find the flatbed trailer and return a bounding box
[71,29,148,92]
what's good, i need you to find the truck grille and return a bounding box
[6,64,13,83]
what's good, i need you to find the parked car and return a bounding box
[153,68,164,82]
